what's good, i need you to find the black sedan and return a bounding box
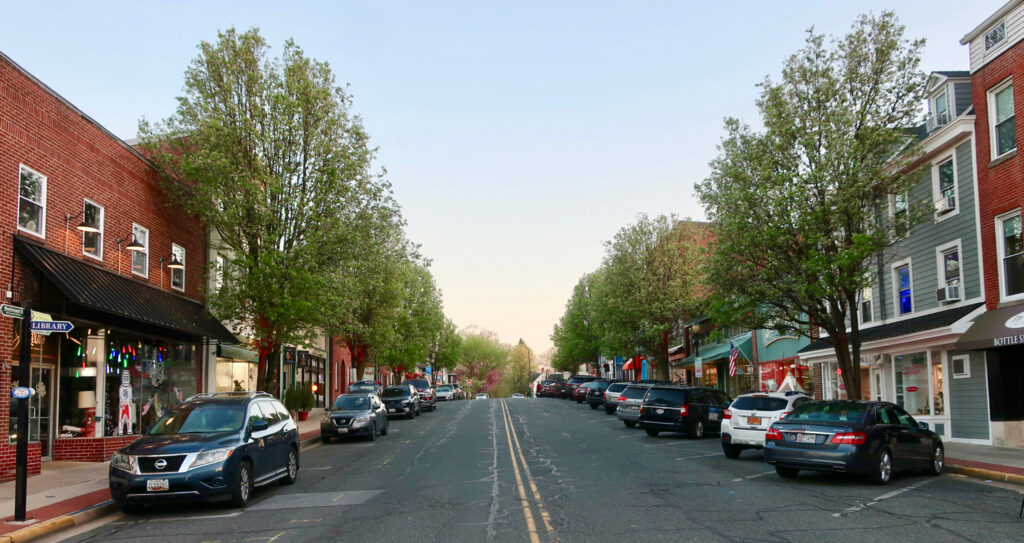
[763,400,943,484]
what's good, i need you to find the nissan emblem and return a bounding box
[154,458,167,470]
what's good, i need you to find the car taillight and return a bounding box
[765,427,783,441]
[679,405,689,416]
[723,409,732,420]
[830,432,867,445]
[779,411,790,420]
[618,396,627,401]
[603,393,607,400]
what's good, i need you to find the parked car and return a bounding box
[475,392,490,399]
[563,375,597,399]
[451,383,465,400]
[381,384,421,419]
[763,400,944,484]
[615,384,655,427]
[406,378,436,412]
[321,393,388,443]
[602,382,630,414]
[639,386,732,438]
[572,381,595,403]
[109,392,298,510]
[348,380,382,395]
[435,385,455,402]
[720,391,812,458]
[538,380,559,397]
[586,380,615,409]
[510,393,525,398]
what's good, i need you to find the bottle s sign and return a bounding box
[11,387,33,399]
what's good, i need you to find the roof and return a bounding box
[798,303,984,353]
[962,1,1024,44]
[932,70,970,78]
[14,236,236,343]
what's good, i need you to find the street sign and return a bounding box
[1,304,24,319]
[11,387,33,399]
[695,356,703,379]
[30,320,74,333]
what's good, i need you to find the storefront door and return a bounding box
[871,367,884,401]
[29,364,55,460]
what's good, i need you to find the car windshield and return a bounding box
[620,386,651,400]
[786,402,868,423]
[407,380,430,389]
[607,383,628,393]
[382,387,410,398]
[731,396,789,412]
[349,384,375,391]
[149,403,246,434]
[644,388,687,405]
[332,396,371,410]
[437,386,452,391]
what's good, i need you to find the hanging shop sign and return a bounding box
[695,357,703,378]
[30,320,74,333]
[283,346,296,365]
[11,387,33,399]
[297,350,309,368]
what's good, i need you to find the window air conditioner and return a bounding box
[936,285,961,303]
[934,195,956,214]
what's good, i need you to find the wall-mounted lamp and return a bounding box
[63,211,101,254]
[159,254,184,289]
[115,234,145,274]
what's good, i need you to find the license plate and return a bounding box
[389,409,396,413]
[338,428,348,433]
[631,406,639,411]
[748,417,762,425]
[656,408,664,414]
[146,479,169,492]
[797,433,816,444]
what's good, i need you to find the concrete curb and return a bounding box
[1,435,323,543]
[946,463,1024,486]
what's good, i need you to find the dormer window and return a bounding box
[986,21,1006,51]
[934,89,949,126]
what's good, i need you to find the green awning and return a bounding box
[670,332,753,367]
[217,343,259,363]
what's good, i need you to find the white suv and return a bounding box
[721,392,812,458]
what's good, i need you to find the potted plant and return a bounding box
[297,385,315,421]
[284,384,302,418]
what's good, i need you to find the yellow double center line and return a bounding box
[500,400,555,542]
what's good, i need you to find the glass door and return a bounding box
[871,367,884,401]
[30,365,55,459]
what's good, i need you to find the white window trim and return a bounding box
[888,193,910,242]
[951,354,971,379]
[17,164,47,239]
[987,77,1015,160]
[215,254,226,290]
[931,152,960,222]
[858,284,873,325]
[935,239,964,302]
[889,349,939,417]
[931,84,951,123]
[82,198,104,261]
[996,209,1024,303]
[131,223,150,279]
[171,243,185,292]
[984,20,1008,56]
[891,258,914,316]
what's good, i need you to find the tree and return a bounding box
[590,215,707,378]
[458,331,509,396]
[377,260,447,377]
[430,318,463,373]
[551,272,601,373]
[695,12,926,399]
[507,339,535,396]
[140,28,399,395]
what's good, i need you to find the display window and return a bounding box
[894,351,944,417]
[216,358,258,392]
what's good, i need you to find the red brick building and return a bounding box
[1,51,233,478]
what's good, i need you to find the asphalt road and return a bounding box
[58,398,1024,543]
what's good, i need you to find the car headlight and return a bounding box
[191,447,234,469]
[354,415,371,423]
[110,451,137,473]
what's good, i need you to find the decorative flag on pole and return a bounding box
[728,340,739,377]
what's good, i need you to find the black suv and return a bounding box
[585,380,616,410]
[405,378,436,411]
[562,375,597,399]
[638,386,732,439]
[109,392,298,510]
[381,384,421,418]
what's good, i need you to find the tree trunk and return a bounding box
[257,344,282,398]
[656,329,670,381]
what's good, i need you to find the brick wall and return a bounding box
[0,442,41,483]
[52,435,137,462]
[812,363,824,400]
[971,40,1024,309]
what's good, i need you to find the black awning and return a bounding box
[15,236,236,343]
[799,302,984,353]
[955,304,1024,350]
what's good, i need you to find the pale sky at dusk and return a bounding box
[1,1,1004,355]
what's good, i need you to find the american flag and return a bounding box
[728,340,738,377]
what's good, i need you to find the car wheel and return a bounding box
[624,421,636,428]
[926,444,943,476]
[872,449,893,485]
[590,403,599,410]
[381,421,389,436]
[605,407,616,414]
[645,428,660,437]
[368,423,376,441]
[722,444,741,459]
[321,435,331,445]
[776,466,799,479]
[280,447,298,485]
[230,460,252,507]
[691,420,705,439]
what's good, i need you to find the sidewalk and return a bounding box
[945,442,1024,484]
[0,409,325,542]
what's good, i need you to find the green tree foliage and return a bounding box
[458,330,510,396]
[430,318,463,373]
[139,28,400,394]
[551,272,601,373]
[590,215,706,378]
[506,339,535,396]
[377,261,447,376]
[695,12,926,398]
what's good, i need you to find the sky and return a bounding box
[0,1,1006,356]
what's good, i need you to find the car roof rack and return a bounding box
[185,391,274,402]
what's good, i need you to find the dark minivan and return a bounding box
[109,392,298,510]
[638,386,731,438]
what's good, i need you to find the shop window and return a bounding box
[57,329,106,439]
[951,355,970,379]
[171,243,185,291]
[894,352,931,416]
[131,223,149,278]
[82,199,104,260]
[932,357,944,416]
[18,164,46,237]
[216,357,258,392]
[997,211,1024,300]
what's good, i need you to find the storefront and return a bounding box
[758,358,812,394]
[672,331,754,396]
[215,343,259,392]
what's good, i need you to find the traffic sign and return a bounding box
[1,304,24,319]
[30,320,74,333]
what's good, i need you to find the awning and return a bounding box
[217,343,259,362]
[14,236,236,343]
[800,302,984,353]
[672,332,753,367]
[622,357,639,371]
[955,304,1024,350]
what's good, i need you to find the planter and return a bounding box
[297,410,310,422]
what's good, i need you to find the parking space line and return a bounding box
[675,453,721,461]
[731,470,775,482]
[831,478,936,517]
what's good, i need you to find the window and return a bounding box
[986,21,1006,51]
[859,286,873,324]
[894,263,912,315]
[990,80,1016,158]
[998,211,1024,300]
[18,165,46,237]
[131,223,149,277]
[933,89,949,126]
[215,254,226,290]
[890,193,909,239]
[171,243,185,291]
[82,199,104,260]
[936,241,962,304]
[933,156,957,216]
[951,355,970,379]
[894,352,929,415]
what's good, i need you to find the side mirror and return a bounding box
[919,421,929,430]
[251,420,270,433]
